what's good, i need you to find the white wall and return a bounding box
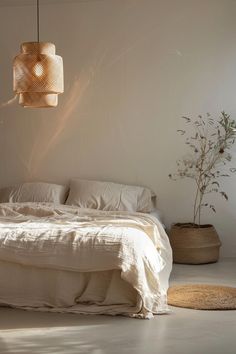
[0,0,236,256]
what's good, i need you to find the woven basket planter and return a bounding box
[169,223,221,264]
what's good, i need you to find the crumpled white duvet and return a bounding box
[0,203,172,318]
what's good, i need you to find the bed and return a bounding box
[0,180,172,319]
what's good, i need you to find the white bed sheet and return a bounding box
[0,203,172,318]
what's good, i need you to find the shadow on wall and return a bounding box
[0,12,164,183]
[0,95,17,108]
[0,2,172,186]
[0,48,108,181]
[27,52,107,179]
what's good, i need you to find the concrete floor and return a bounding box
[0,258,235,354]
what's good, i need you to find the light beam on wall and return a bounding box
[13,0,64,108]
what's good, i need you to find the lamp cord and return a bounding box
[37,0,40,42]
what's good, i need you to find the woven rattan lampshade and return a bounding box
[13,42,64,108]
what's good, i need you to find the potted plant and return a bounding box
[169,111,236,264]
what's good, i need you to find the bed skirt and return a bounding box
[0,260,151,318]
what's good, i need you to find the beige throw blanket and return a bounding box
[0,203,172,318]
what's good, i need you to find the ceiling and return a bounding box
[0,0,103,7]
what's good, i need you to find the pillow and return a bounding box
[66,179,155,213]
[0,182,68,204]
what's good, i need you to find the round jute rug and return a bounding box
[168,284,236,310]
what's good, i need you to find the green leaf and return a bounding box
[212,181,220,187]
[177,130,185,135]
[181,116,191,122]
[220,191,228,200]
[210,205,216,213]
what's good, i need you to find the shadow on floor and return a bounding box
[0,325,106,354]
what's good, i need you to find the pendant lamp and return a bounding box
[13,0,64,108]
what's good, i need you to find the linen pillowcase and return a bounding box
[66,179,155,213]
[0,182,68,204]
